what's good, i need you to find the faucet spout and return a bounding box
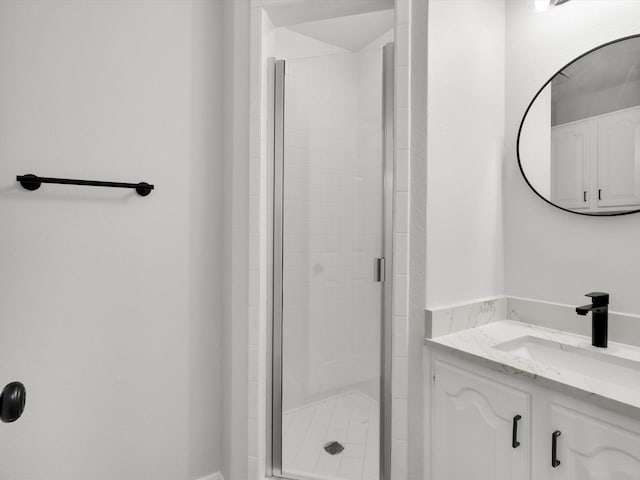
[576,304,593,315]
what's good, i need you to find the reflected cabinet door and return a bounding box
[549,404,640,480]
[550,121,591,210]
[433,361,531,480]
[597,108,640,208]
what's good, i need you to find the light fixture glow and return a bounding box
[535,0,552,12]
[534,0,570,11]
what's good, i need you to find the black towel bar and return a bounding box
[17,174,154,197]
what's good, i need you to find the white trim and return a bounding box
[195,472,223,480]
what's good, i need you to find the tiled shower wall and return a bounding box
[282,52,382,411]
[247,1,415,478]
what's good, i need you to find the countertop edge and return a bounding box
[425,336,640,421]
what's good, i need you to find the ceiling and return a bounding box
[262,0,394,27]
[285,9,394,52]
[552,36,640,103]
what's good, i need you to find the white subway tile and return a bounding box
[392,397,408,441]
[248,417,258,457]
[396,107,410,150]
[396,23,410,68]
[395,0,410,26]
[394,233,409,275]
[393,274,409,317]
[396,66,410,109]
[248,346,258,383]
[392,356,408,398]
[391,439,408,479]
[393,315,409,358]
[395,148,409,192]
[394,191,409,233]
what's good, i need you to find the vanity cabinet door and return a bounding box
[597,107,640,208]
[550,121,591,210]
[548,403,640,480]
[433,360,531,480]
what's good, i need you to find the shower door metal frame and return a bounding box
[269,44,395,480]
[270,58,285,479]
[380,42,394,480]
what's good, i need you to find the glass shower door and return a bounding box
[273,45,394,480]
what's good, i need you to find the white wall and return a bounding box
[0,1,224,479]
[505,0,640,315]
[426,0,505,308]
[221,1,250,479]
[188,1,225,478]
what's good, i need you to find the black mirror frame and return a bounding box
[517,33,640,217]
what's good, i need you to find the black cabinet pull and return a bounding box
[512,415,522,448]
[598,189,602,200]
[0,382,26,423]
[552,430,561,468]
[583,191,587,202]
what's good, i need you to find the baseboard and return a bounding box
[196,472,223,480]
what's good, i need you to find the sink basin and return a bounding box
[493,336,640,387]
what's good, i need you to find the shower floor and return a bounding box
[282,391,379,480]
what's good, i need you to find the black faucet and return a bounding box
[576,292,609,348]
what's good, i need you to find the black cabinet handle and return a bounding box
[0,382,26,423]
[512,415,522,448]
[552,430,561,468]
[583,191,587,202]
[598,189,602,200]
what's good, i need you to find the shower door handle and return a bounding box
[374,258,385,282]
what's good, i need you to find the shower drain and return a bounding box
[324,441,344,455]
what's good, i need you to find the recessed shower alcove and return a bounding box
[266,4,395,480]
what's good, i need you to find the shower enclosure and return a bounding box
[271,44,394,480]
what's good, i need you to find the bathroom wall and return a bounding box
[221,1,250,479]
[504,0,640,314]
[0,1,224,479]
[426,0,506,308]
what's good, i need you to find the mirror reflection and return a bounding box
[518,35,640,215]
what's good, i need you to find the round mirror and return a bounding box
[518,34,640,216]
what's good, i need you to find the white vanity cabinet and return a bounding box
[550,120,591,210]
[596,107,640,208]
[430,351,640,480]
[551,105,640,212]
[548,401,640,480]
[432,359,531,480]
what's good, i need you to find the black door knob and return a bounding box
[1,382,26,423]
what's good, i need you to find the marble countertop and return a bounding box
[425,320,640,418]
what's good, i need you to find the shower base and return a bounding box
[282,390,379,480]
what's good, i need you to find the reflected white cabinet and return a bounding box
[597,108,640,208]
[550,120,591,210]
[433,360,531,480]
[430,352,640,480]
[551,105,640,212]
[549,403,640,480]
